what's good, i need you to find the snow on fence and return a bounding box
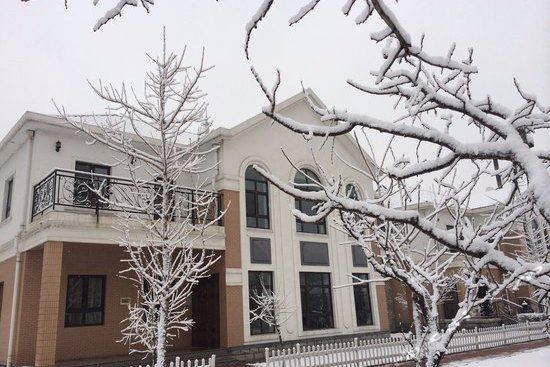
[259,321,548,367]
[135,354,215,367]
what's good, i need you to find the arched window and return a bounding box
[245,166,270,229]
[345,183,359,200]
[294,169,326,234]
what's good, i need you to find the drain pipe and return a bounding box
[6,129,35,367]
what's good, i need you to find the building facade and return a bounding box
[0,92,391,366]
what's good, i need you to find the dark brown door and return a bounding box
[192,273,220,348]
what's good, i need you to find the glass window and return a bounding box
[345,184,359,200]
[299,272,334,330]
[74,161,111,208]
[65,275,105,327]
[352,245,369,267]
[250,238,271,264]
[353,273,373,326]
[442,284,459,319]
[300,242,329,266]
[294,169,326,234]
[248,271,275,335]
[245,166,270,229]
[3,176,13,220]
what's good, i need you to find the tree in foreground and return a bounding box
[57,33,222,367]
[244,1,550,366]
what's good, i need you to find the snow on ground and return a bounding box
[443,345,550,366]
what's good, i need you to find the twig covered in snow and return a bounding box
[249,280,294,344]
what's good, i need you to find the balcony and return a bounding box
[31,169,223,226]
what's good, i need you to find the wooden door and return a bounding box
[192,273,220,348]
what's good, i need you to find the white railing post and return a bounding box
[527,321,532,342]
[474,327,480,350]
[502,324,507,345]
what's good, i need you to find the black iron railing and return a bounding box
[31,169,223,225]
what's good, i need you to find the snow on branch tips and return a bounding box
[245,1,550,366]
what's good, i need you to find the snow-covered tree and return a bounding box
[243,1,550,366]
[249,279,293,344]
[56,32,223,367]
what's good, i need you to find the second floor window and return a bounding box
[294,169,326,234]
[245,166,269,229]
[3,176,14,220]
[74,161,111,208]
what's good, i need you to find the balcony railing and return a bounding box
[31,169,223,225]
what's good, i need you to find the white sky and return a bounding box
[1,0,549,155]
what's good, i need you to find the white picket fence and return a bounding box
[259,321,548,367]
[136,354,215,367]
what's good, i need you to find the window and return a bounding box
[3,176,13,220]
[442,284,459,319]
[245,166,270,229]
[294,169,326,234]
[248,271,275,335]
[74,161,111,208]
[300,241,329,266]
[476,284,492,317]
[299,272,334,330]
[345,184,359,200]
[250,238,271,264]
[65,275,106,327]
[352,245,369,267]
[353,273,373,326]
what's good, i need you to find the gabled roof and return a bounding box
[203,89,377,173]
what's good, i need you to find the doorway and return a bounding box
[192,273,220,348]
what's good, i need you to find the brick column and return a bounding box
[35,242,63,367]
[219,190,244,347]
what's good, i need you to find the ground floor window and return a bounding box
[442,284,460,319]
[65,275,106,327]
[353,273,373,326]
[299,272,334,330]
[248,271,275,335]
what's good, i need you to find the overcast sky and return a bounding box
[1,1,549,148]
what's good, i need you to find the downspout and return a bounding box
[6,129,35,367]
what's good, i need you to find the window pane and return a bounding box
[87,277,104,308]
[300,272,334,330]
[352,245,369,267]
[246,192,256,216]
[85,311,102,324]
[353,273,373,326]
[248,271,274,335]
[67,277,84,309]
[300,242,329,266]
[245,165,270,229]
[346,184,359,200]
[247,217,257,228]
[257,195,268,216]
[250,238,271,264]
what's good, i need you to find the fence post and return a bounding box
[265,347,270,365]
[527,321,532,342]
[474,327,480,350]
[502,324,507,345]
[353,337,359,367]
